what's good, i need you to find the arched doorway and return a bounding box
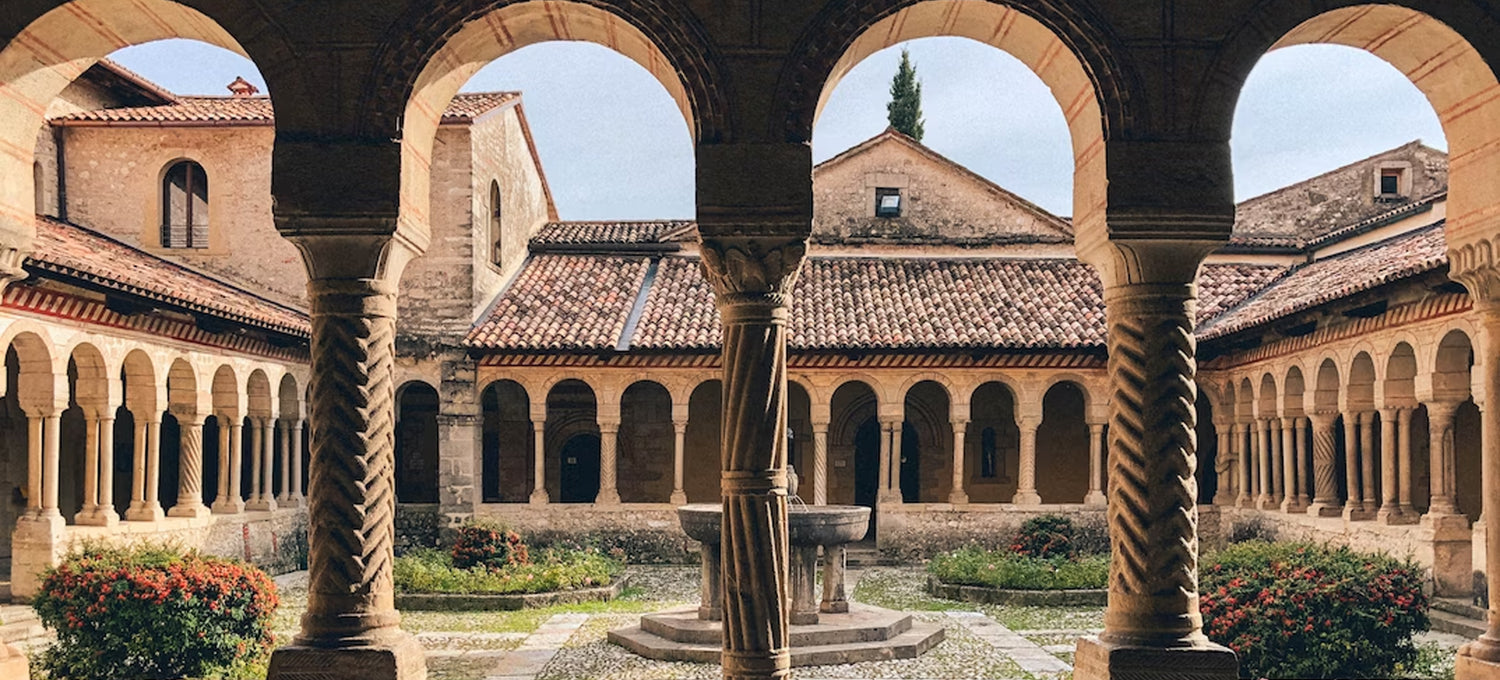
[395,381,440,504]
[559,433,601,504]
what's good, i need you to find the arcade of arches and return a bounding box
[11,2,1500,680]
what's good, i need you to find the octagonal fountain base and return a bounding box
[608,604,945,667]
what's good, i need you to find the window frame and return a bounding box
[160,159,210,250]
[874,187,902,218]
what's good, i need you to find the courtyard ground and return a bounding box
[259,566,1462,680]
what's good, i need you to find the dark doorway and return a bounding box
[559,433,601,503]
[395,382,440,504]
[899,422,919,503]
[854,417,880,537]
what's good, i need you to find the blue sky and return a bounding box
[110,38,1445,220]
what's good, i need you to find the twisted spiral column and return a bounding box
[1306,413,1341,516]
[701,236,804,680]
[1098,282,1210,648]
[169,413,210,518]
[812,421,830,505]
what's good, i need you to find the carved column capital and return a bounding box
[699,237,806,308]
[0,242,27,297]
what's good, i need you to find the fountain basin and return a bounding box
[677,503,870,546]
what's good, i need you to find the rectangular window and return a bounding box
[1380,169,1402,196]
[875,187,902,218]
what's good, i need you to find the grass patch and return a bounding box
[929,547,1108,590]
[395,548,620,595]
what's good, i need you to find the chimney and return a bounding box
[227,76,260,97]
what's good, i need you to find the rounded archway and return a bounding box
[481,379,532,503]
[395,381,440,504]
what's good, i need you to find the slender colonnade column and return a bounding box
[1377,407,1400,523]
[1268,419,1283,505]
[1342,414,1365,520]
[671,417,689,505]
[1279,418,1296,513]
[1359,411,1377,513]
[1085,422,1106,506]
[279,419,293,503]
[1255,419,1272,509]
[1013,416,1042,505]
[1234,423,1250,507]
[1293,417,1310,509]
[247,417,268,510]
[24,411,42,516]
[290,417,305,505]
[1427,401,1461,516]
[876,417,893,503]
[1398,407,1415,518]
[597,415,621,505]
[812,419,830,505]
[530,410,548,504]
[79,410,100,523]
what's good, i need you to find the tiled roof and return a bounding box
[531,221,694,247]
[1197,264,1290,321]
[466,255,650,350]
[473,253,1283,352]
[1198,224,1448,339]
[27,216,308,337]
[53,92,518,125]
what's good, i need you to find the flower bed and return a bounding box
[33,543,278,680]
[1200,541,1429,679]
[393,543,624,610]
[925,547,1108,605]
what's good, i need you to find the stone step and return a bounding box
[0,620,47,645]
[0,605,36,627]
[608,622,946,667]
[1430,609,1486,639]
[1434,598,1489,621]
[640,605,912,646]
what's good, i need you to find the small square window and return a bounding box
[875,188,902,218]
[1380,170,1401,195]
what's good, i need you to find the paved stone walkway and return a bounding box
[946,610,1072,675]
[483,613,589,680]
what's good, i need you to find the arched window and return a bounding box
[161,160,208,249]
[489,180,504,267]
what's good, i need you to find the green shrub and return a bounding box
[451,520,529,570]
[929,546,1108,590]
[33,542,278,680]
[1200,541,1428,679]
[395,547,621,594]
[1011,515,1077,559]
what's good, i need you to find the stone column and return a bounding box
[267,231,425,680]
[255,417,278,511]
[126,411,164,521]
[1398,407,1416,518]
[1214,423,1232,506]
[24,412,42,517]
[1073,234,1235,679]
[169,412,210,518]
[1307,412,1342,516]
[890,419,904,502]
[247,417,272,511]
[1085,422,1107,506]
[810,419,829,505]
[1268,419,1284,505]
[699,231,806,680]
[671,418,689,505]
[43,413,60,516]
[78,410,101,523]
[1293,417,1310,508]
[529,414,548,504]
[1013,416,1042,505]
[215,418,245,514]
[596,416,621,505]
[98,412,119,524]
[0,260,31,680]
[1377,408,1403,524]
[1235,423,1252,508]
[1342,414,1368,520]
[876,418,894,503]
[1255,419,1273,509]
[127,414,149,519]
[1279,418,1298,513]
[290,417,306,505]
[279,420,293,503]
[1457,291,1500,676]
[948,419,968,504]
[1360,411,1378,513]
[1427,401,1462,516]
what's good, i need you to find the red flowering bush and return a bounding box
[32,542,278,680]
[1200,541,1428,679]
[451,520,530,570]
[1010,515,1077,559]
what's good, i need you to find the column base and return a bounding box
[1257,497,1280,511]
[1279,498,1307,514]
[1342,505,1375,521]
[247,499,279,512]
[529,489,550,505]
[124,503,166,522]
[1236,496,1254,509]
[670,491,688,505]
[1083,491,1106,507]
[267,634,427,680]
[1011,490,1042,506]
[1073,637,1237,680]
[168,503,212,519]
[74,508,119,527]
[281,495,306,509]
[0,642,29,680]
[1377,506,1419,525]
[1306,501,1343,517]
[949,491,971,505]
[595,491,621,505]
[1459,642,1500,680]
[213,498,245,514]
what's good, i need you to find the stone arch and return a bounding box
[1385,342,1419,408]
[1257,373,1279,421]
[278,374,301,420]
[787,381,813,492]
[900,379,950,503]
[1210,4,1500,264]
[1315,358,1341,413]
[1037,380,1089,503]
[394,380,440,504]
[480,378,531,503]
[246,369,273,418]
[967,380,1020,504]
[546,378,598,503]
[1283,366,1306,418]
[828,373,892,408]
[830,380,880,509]
[0,0,291,269]
[1433,329,1475,402]
[785,0,1128,246]
[391,0,717,237]
[0,330,54,553]
[684,379,721,503]
[1348,352,1378,413]
[4,330,57,413]
[619,379,672,503]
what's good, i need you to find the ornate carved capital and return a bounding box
[0,243,27,296]
[699,237,806,309]
[1448,233,1500,307]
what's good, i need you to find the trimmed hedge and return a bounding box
[1200,541,1429,679]
[928,547,1108,590]
[33,543,278,680]
[395,547,620,595]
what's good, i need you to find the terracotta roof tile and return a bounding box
[54,92,518,125]
[28,216,308,336]
[1199,224,1448,339]
[477,253,1281,352]
[531,221,694,246]
[1197,264,1290,321]
[465,255,650,350]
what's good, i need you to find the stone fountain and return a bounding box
[609,500,944,666]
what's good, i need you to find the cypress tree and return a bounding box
[887,48,925,141]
